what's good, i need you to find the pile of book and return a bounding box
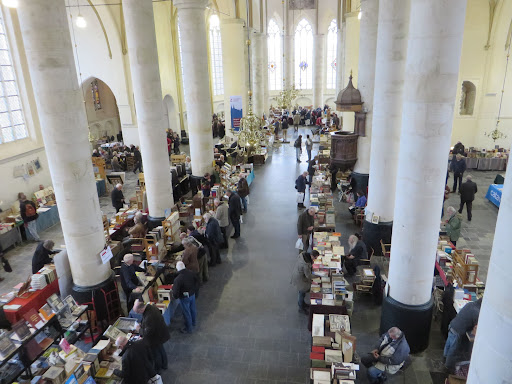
[310,313,358,383]
[30,274,47,290]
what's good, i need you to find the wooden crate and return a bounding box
[453,252,479,285]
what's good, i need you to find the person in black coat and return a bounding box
[133,299,171,372]
[227,190,242,238]
[450,154,466,193]
[120,254,144,311]
[114,337,157,384]
[441,275,457,339]
[32,240,57,274]
[173,261,200,333]
[133,146,142,173]
[458,175,477,221]
[111,183,125,213]
[452,141,465,156]
[345,235,368,276]
[295,171,308,208]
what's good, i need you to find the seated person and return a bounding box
[215,155,225,167]
[344,234,367,276]
[361,327,410,384]
[128,213,146,239]
[32,240,58,274]
[185,156,192,175]
[349,191,367,216]
[120,254,145,311]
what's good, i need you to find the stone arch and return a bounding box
[163,94,177,132]
[81,77,121,141]
[460,81,476,116]
[296,96,313,107]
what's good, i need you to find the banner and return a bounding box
[230,95,243,131]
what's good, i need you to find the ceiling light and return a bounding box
[2,0,19,8]
[76,14,87,28]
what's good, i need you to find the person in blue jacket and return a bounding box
[295,171,308,208]
[451,153,467,193]
[349,191,367,216]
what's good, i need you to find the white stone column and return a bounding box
[353,0,378,179]
[382,0,467,352]
[251,32,265,117]
[175,0,213,176]
[313,34,325,108]
[363,0,410,248]
[221,18,248,136]
[341,13,359,133]
[123,0,173,220]
[284,34,294,89]
[17,0,111,287]
[468,154,512,382]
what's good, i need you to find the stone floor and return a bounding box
[0,127,502,383]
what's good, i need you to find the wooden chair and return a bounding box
[353,207,365,228]
[359,247,374,267]
[380,239,391,258]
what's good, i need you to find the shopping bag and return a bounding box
[246,195,250,205]
[296,192,305,203]
[240,216,243,224]
[148,374,163,384]
[295,238,304,250]
[1,256,12,273]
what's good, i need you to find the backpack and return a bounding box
[24,203,36,218]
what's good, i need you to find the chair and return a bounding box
[353,207,365,228]
[359,247,374,267]
[380,239,391,258]
[433,287,444,321]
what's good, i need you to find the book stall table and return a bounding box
[0,223,22,251]
[308,232,353,331]
[0,292,93,383]
[435,238,485,314]
[485,184,502,208]
[220,163,254,192]
[309,310,359,382]
[310,168,336,232]
[3,279,60,324]
[26,205,60,241]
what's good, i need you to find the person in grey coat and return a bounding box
[204,213,223,265]
[291,251,313,313]
[214,198,229,248]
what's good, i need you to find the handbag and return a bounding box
[148,374,163,384]
[1,256,12,273]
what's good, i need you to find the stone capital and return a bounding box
[174,0,208,10]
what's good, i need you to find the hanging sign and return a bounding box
[100,246,113,264]
[230,95,243,131]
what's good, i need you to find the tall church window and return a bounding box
[267,19,282,91]
[295,19,313,90]
[209,15,224,96]
[0,10,26,144]
[326,20,337,89]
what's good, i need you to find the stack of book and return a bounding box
[309,313,358,383]
[30,274,47,290]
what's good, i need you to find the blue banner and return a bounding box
[485,184,503,208]
[230,95,243,132]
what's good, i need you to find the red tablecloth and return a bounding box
[4,279,60,324]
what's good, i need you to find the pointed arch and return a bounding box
[294,18,313,90]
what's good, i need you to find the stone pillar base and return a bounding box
[72,272,119,322]
[352,172,369,194]
[148,215,165,230]
[362,220,392,256]
[380,295,433,353]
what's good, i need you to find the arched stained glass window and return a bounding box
[294,19,313,90]
[267,19,282,91]
[326,19,337,89]
[209,15,224,96]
